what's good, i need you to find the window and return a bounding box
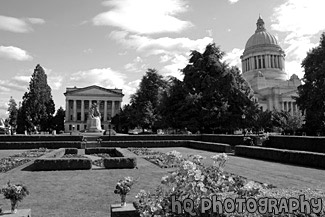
[69,125,72,131]
[77,112,81,121]
[84,125,87,130]
[77,125,80,131]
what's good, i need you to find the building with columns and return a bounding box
[241,16,301,114]
[64,85,124,132]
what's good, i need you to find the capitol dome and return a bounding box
[245,16,279,50]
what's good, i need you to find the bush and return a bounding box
[0,142,82,149]
[33,158,92,171]
[85,148,123,157]
[103,157,137,169]
[0,135,84,142]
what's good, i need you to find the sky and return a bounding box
[0,0,325,119]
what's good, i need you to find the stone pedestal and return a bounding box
[87,117,102,132]
[1,209,31,217]
[110,203,139,217]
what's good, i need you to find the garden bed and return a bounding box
[0,148,50,173]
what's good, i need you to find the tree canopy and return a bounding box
[20,64,55,132]
[296,33,325,134]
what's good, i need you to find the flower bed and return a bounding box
[127,147,162,156]
[134,151,294,217]
[0,148,50,173]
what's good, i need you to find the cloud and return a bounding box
[161,54,188,79]
[70,68,126,89]
[109,31,213,55]
[0,15,45,33]
[93,0,192,34]
[271,0,325,78]
[228,0,239,4]
[0,46,33,61]
[223,48,244,69]
[0,79,27,92]
[124,57,147,72]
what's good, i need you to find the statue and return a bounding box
[86,103,103,132]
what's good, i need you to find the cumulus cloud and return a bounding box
[228,0,239,4]
[0,15,45,33]
[161,54,188,79]
[0,46,33,61]
[0,79,27,92]
[223,48,244,69]
[109,31,213,55]
[70,68,126,89]
[124,57,147,73]
[271,0,325,78]
[93,0,192,34]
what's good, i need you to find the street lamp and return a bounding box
[242,114,246,136]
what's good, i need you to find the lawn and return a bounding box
[0,147,323,217]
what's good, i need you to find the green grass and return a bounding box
[0,147,323,217]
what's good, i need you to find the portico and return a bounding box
[64,85,124,132]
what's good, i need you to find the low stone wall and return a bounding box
[235,145,325,169]
[266,135,325,153]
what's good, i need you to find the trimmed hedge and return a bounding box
[100,135,201,141]
[0,141,82,149]
[188,141,232,153]
[33,148,91,171]
[266,136,325,153]
[101,140,188,148]
[235,145,325,169]
[100,140,232,153]
[85,148,123,157]
[0,135,83,142]
[65,148,78,155]
[103,157,137,169]
[33,158,92,171]
[201,134,244,146]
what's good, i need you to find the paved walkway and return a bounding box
[152,147,325,190]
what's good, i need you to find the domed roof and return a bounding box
[245,16,279,50]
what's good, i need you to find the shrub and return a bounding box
[103,157,137,169]
[33,158,92,171]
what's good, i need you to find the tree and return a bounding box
[20,64,55,132]
[296,33,325,134]
[130,68,168,131]
[53,107,65,132]
[181,43,258,133]
[7,96,18,131]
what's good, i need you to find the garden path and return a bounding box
[151,147,325,190]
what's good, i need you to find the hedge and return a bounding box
[188,141,232,153]
[266,136,325,153]
[85,148,123,157]
[103,157,137,169]
[33,158,92,171]
[101,140,188,148]
[201,134,244,146]
[0,135,83,142]
[100,135,201,141]
[235,145,325,169]
[0,141,82,149]
[32,148,91,171]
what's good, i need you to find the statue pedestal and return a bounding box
[87,117,102,132]
[110,203,139,217]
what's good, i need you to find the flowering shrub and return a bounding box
[127,148,161,156]
[1,181,29,202]
[114,177,134,196]
[135,151,274,216]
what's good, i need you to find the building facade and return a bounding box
[64,85,123,132]
[241,16,301,114]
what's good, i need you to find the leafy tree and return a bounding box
[53,107,65,132]
[7,96,18,130]
[272,110,304,134]
[20,64,55,132]
[296,33,325,134]
[130,68,168,131]
[181,43,258,133]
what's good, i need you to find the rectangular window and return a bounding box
[69,125,72,131]
[84,125,87,130]
[77,125,80,131]
[77,112,81,121]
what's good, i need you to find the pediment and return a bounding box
[65,85,123,97]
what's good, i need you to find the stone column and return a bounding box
[73,100,77,121]
[104,101,107,121]
[81,100,85,121]
[265,55,269,68]
[112,101,115,117]
[282,56,285,70]
[65,99,69,121]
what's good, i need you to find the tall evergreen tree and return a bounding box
[21,64,55,132]
[7,96,18,130]
[296,33,325,134]
[53,107,65,132]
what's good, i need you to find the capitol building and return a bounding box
[241,16,301,114]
